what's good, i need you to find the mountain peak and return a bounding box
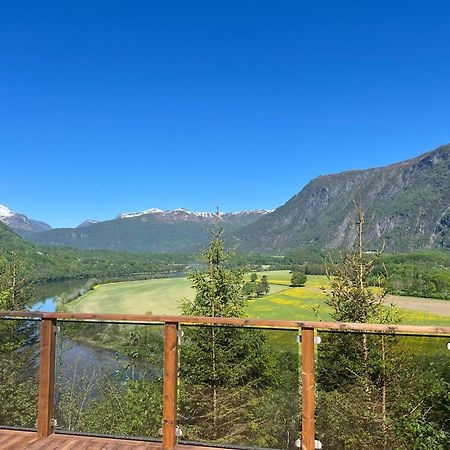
[117,207,272,220]
[0,204,15,218]
[0,204,52,235]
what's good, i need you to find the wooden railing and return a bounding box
[1,310,450,450]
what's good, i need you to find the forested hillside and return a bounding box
[0,222,191,282]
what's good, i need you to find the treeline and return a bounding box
[2,221,449,298]
[230,248,450,299]
[0,220,197,281]
[376,251,450,299]
[228,249,328,274]
[22,247,195,282]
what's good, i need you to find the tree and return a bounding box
[255,275,270,297]
[250,272,258,283]
[290,272,307,287]
[0,252,38,427]
[260,274,270,294]
[179,227,279,446]
[317,201,397,448]
[243,281,256,298]
[317,201,449,449]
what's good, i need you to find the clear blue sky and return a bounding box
[1,1,449,228]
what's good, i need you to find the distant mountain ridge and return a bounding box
[0,204,52,235]
[5,143,450,254]
[117,207,273,220]
[232,144,450,253]
[25,208,271,252]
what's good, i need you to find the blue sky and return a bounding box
[1,1,449,228]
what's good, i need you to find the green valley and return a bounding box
[64,271,450,326]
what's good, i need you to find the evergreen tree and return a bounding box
[317,202,449,449]
[259,274,270,294]
[179,228,279,446]
[0,252,38,427]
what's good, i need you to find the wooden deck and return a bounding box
[0,430,224,450]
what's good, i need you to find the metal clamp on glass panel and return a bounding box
[160,329,184,338]
[294,439,323,450]
[296,335,321,344]
[295,438,323,449]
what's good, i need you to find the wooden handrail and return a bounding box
[2,311,449,450]
[1,310,449,335]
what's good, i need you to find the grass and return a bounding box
[248,287,331,321]
[247,271,330,289]
[69,271,450,326]
[69,277,192,314]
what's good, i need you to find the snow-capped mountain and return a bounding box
[25,208,273,252]
[0,204,52,234]
[117,207,273,220]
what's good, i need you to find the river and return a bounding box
[30,279,135,378]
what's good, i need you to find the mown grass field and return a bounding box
[69,271,450,326]
[69,277,192,314]
[246,271,330,289]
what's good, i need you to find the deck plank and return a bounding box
[0,430,233,450]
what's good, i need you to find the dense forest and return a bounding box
[229,249,450,300]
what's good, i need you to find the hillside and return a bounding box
[0,221,32,253]
[0,222,191,282]
[233,144,450,253]
[24,209,270,253]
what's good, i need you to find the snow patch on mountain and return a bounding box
[0,204,52,233]
[0,204,15,218]
[117,208,273,219]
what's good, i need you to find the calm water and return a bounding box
[31,278,91,312]
[30,279,127,376]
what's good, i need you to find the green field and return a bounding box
[69,277,192,314]
[246,271,330,288]
[69,271,450,326]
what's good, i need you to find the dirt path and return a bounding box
[305,287,450,317]
[385,295,450,317]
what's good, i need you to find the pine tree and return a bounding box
[179,227,279,446]
[0,252,38,427]
[259,274,270,295]
[316,201,436,449]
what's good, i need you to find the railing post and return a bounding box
[37,317,57,437]
[301,327,315,450]
[162,322,179,449]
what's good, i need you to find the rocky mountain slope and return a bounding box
[233,144,450,253]
[0,204,51,235]
[25,208,271,253]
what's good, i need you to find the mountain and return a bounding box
[0,221,33,253]
[77,220,99,228]
[0,204,52,235]
[25,208,271,253]
[233,144,450,253]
